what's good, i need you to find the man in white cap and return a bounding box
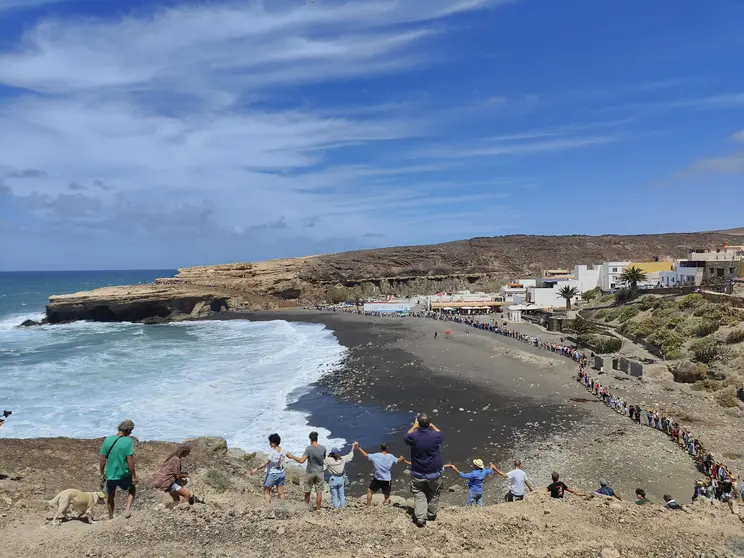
[444,458,494,506]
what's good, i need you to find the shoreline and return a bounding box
[230,310,704,504]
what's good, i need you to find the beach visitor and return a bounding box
[663,494,682,510]
[324,443,357,510]
[444,459,493,506]
[434,331,438,340]
[252,433,287,504]
[152,444,194,507]
[546,472,583,498]
[594,478,621,500]
[404,413,444,527]
[635,488,650,505]
[492,459,533,502]
[356,443,408,506]
[99,419,138,519]
[287,431,327,511]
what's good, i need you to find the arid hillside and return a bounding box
[157,231,742,303]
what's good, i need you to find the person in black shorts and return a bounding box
[547,472,584,498]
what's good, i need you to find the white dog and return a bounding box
[47,489,106,525]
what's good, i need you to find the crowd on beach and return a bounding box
[575,367,743,507]
[88,411,741,527]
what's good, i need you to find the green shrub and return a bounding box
[671,361,709,383]
[595,309,609,320]
[678,293,704,310]
[615,288,632,303]
[648,329,685,358]
[204,469,233,492]
[600,293,615,303]
[666,349,685,360]
[583,287,601,301]
[617,306,640,323]
[604,309,621,322]
[715,387,741,408]
[725,329,744,344]
[693,319,720,338]
[666,316,684,329]
[637,296,656,311]
[588,335,622,354]
[635,317,662,337]
[689,338,727,364]
[692,302,716,317]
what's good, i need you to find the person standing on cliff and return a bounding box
[492,459,533,501]
[287,431,326,511]
[356,443,409,506]
[404,413,444,527]
[99,419,138,519]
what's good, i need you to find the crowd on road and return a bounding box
[576,368,744,507]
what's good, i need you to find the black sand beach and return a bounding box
[231,310,701,504]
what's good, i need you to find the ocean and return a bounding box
[0,271,347,451]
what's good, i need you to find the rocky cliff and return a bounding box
[159,231,742,302]
[45,285,249,324]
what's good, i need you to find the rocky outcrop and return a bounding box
[45,284,249,324]
[158,231,742,302]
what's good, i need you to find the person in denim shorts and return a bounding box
[253,433,286,503]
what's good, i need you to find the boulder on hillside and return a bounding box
[670,361,708,384]
[185,436,228,456]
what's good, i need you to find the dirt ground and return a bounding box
[1,436,744,558]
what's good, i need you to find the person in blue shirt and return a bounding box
[594,478,622,500]
[444,459,493,506]
[356,442,410,506]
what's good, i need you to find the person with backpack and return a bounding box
[99,419,137,519]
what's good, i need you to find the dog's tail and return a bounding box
[46,493,61,507]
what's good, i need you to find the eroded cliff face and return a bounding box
[45,285,249,324]
[157,232,742,302]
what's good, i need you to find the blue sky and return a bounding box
[0,0,743,271]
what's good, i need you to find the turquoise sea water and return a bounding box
[0,271,347,451]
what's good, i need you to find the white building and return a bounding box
[573,264,602,293]
[599,261,630,291]
[526,280,582,309]
[363,301,413,314]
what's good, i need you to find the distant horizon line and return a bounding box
[0,269,178,274]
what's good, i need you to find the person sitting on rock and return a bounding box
[152,444,196,507]
[444,459,493,506]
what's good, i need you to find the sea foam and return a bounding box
[0,318,348,452]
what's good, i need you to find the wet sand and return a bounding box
[232,310,702,505]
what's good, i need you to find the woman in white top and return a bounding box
[324,442,358,509]
[252,433,286,503]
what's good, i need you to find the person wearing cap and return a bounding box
[492,459,533,502]
[444,459,493,506]
[594,478,621,500]
[99,419,138,519]
[663,494,682,510]
[323,442,358,510]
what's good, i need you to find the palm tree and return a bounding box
[558,285,579,310]
[619,266,647,298]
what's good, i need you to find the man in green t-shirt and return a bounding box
[99,419,138,519]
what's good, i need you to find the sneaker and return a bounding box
[427,514,437,521]
[188,496,195,506]
[416,520,426,528]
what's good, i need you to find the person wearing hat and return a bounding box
[594,478,621,500]
[323,442,357,510]
[444,459,494,506]
[99,419,138,519]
